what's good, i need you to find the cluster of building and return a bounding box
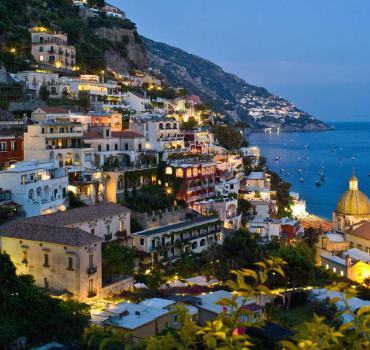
[317,175,370,284]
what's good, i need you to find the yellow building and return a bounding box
[0,221,103,300]
[333,175,370,234]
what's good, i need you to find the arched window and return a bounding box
[36,187,42,197]
[74,153,80,164]
[165,122,171,129]
[191,241,198,250]
[193,167,198,177]
[173,123,177,129]
[176,168,184,178]
[65,152,73,165]
[28,189,35,200]
[159,123,164,130]
[200,239,206,247]
[186,168,192,178]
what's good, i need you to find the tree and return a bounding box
[0,253,90,348]
[77,91,90,112]
[214,125,244,150]
[102,244,136,283]
[87,0,106,8]
[181,117,197,130]
[39,85,50,101]
[302,227,322,250]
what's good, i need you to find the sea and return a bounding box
[248,122,370,220]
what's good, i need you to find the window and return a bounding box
[340,270,344,276]
[106,129,110,137]
[366,247,370,254]
[325,264,329,269]
[88,279,94,292]
[91,228,95,235]
[10,141,16,151]
[67,257,73,270]
[357,244,362,250]
[98,145,101,151]
[125,143,128,150]
[89,254,94,267]
[140,238,144,245]
[333,267,337,273]
[106,144,110,151]
[173,314,178,323]
[115,143,118,150]
[22,251,28,264]
[44,278,49,289]
[0,142,7,152]
[43,253,49,267]
[138,143,142,151]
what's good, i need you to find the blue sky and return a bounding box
[110,0,370,121]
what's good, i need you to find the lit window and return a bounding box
[39,55,44,61]
[325,264,329,269]
[340,270,344,276]
[333,267,337,273]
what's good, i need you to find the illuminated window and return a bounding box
[165,167,173,175]
[333,267,337,273]
[193,168,198,177]
[186,168,192,178]
[175,168,184,178]
[325,264,329,269]
[340,270,344,276]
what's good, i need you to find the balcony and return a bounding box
[48,49,56,54]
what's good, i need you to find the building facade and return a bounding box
[0,160,68,217]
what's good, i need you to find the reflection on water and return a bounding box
[248,123,370,219]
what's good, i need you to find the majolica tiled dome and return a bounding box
[336,176,370,215]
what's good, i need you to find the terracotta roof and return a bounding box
[83,131,103,139]
[37,106,69,114]
[347,222,370,240]
[112,131,144,138]
[0,222,102,247]
[18,202,130,227]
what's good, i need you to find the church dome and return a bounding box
[336,175,370,215]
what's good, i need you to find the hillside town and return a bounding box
[0,1,369,350]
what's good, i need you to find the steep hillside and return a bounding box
[0,0,147,74]
[143,37,330,131]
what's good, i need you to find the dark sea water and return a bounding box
[248,122,370,220]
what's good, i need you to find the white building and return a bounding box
[0,160,68,217]
[59,75,126,111]
[248,218,281,242]
[192,197,241,229]
[24,121,94,170]
[17,70,59,97]
[133,216,223,262]
[130,116,185,152]
[126,91,150,112]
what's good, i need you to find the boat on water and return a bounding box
[304,144,309,150]
[299,178,304,183]
[315,181,322,187]
[305,157,310,160]
[275,156,281,161]
[297,168,302,173]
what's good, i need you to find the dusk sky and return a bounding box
[111,0,370,121]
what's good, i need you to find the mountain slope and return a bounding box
[143,37,330,131]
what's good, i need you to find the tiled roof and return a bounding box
[347,221,370,240]
[0,222,102,247]
[83,131,103,139]
[37,106,69,114]
[17,202,130,227]
[112,131,144,138]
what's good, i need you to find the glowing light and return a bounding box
[144,269,151,275]
[9,48,16,54]
[55,62,62,68]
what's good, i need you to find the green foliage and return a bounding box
[68,191,87,208]
[214,125,244,150]
[39,85,50,101]
[181,117,198,130]
[102,243,136,283]
[0,253,90,348]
